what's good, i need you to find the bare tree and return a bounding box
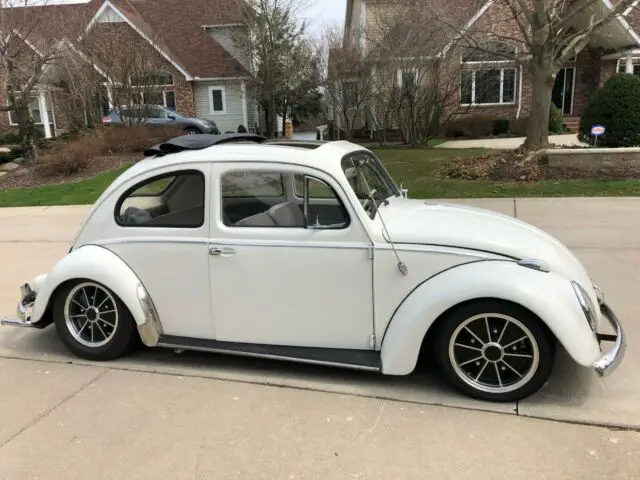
[77,18,179,127]
[421,0,639,149]
[235,0,314,137]
[366,6,471,146]
[0,0,65,164]
[320,22,377,141]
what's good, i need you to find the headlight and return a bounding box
[571,280,597,331]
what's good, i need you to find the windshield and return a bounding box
[341,151,400,219]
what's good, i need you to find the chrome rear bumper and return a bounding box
[0,283,37,328]
[592,301,626,377]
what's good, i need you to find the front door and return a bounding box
[552,67,575,115]
[208,162,375,350]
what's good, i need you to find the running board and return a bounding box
[157,335,381,372]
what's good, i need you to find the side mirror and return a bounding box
[167,113,176,120]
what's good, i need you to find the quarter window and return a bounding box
[116,170,205,228]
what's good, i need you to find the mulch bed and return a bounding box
[0,153,140,190]
[439,148,640,182]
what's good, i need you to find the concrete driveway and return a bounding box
[0,200,639,478]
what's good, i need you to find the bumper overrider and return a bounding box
[593,301,626,376]
[573,282,626,377]
[0,283,42,328]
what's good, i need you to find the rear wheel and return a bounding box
[434,300,555,402]
[53,280,138,361]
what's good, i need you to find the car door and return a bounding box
[208,161,375,350]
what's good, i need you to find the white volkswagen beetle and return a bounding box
[1,133,625,402]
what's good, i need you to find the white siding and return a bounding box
[194,80,246,133]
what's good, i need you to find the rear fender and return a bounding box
[380,260,600,375]
[31,244,162,346]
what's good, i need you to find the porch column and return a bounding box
[106,85,114,109]
[626,56,633,74]
[240,81,248,129]
[38,92,52,139]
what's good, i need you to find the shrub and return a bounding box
[35,143,90,177]
[0,132,21,145]
[445,117,495,138]
[492,118,510,136]
[508,118,529,136]
[548,104,566,134]
[237,124,247,133]
[579,73,640,147]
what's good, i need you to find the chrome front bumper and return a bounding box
[592,301,626,377]
[0,283,37,328]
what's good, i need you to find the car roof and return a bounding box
[101,134,369,197]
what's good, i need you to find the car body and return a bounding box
[1,133,626,402]
[103,104,219,135]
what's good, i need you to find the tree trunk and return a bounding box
[17,104,38,165]
[523,54,555,150]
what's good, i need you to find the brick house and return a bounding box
[0,0,259,138]
[337,0,640,134]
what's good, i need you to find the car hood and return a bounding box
[378,197,591,285]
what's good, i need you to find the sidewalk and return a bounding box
[1,357,639,480]
[436,134,588,149]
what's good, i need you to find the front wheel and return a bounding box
[53,280,138,361]
[434,300,555,402]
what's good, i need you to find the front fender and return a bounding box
[380,260,600,375]
[31,244,162,346]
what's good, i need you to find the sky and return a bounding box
[38,0,347,38]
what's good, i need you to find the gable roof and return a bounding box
[1,0,250,80]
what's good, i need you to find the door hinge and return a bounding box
[369,333,376,348]
[367,246,374,260]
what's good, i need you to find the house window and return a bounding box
[208,86,226,114]
[7,93,51,125]
[460,68,516,105]
[616,57,640,75]
[130,70,176,111]
[140,90,177,111]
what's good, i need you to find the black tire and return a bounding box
[434,300,555,402]
[184,127,200,135]
[53,279,139,361]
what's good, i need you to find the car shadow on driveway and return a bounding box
[0,326,596,419]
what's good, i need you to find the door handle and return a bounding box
[209,245,236,257]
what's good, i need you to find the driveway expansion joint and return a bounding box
[0,367,108,449]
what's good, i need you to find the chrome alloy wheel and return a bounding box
[64,282,119,348]
[448,313,540,394]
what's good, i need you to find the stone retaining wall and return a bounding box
[546,147,640,171]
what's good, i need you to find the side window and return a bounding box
[116,170,205,228]
[220,169,349,229]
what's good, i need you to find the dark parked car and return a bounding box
[103,105,219,135]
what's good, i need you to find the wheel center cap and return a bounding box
[86,308,98,322]
[483,343,504,362]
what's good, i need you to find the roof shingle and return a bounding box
[0,0,250,78]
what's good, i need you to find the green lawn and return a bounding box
[374,148,640,198]
[1,146,640,208]
[0,166,130,207]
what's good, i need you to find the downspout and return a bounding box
[516,63,523,119]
